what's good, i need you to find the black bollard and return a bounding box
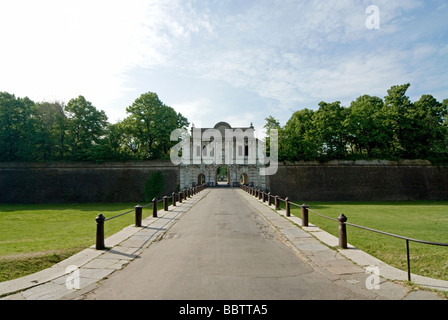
[95,214,106,250]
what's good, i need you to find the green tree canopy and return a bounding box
[407,94,448,159]
[344,95,386,157]
[313,101,348,159]
[0,92,37,161]
[119,92,189,159]
[64,96,109,160]
[270,84,448,163]
[33,101,67,160]
[279,109,318,161]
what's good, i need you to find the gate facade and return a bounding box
[179,121,267,190]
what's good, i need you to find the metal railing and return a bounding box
[240,185,448,282]
[95,184,206,250]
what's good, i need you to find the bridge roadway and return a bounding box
[76,188,440,300]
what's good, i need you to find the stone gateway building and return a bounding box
[179,121,267,190]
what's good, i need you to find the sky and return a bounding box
[1,0,447,133]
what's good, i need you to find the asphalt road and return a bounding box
[82,188,364,300]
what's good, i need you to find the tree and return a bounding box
[120,92,189,159]
[280,109,318,161]
[344,95,386,157]
[264,116,280,157]
[64,96,109,160]
[96,122,133,161]
[382,83,413,157]
[33,101,68,160]
[264,116,280,135]
[312,101,349,159]
[0,92,37,161]
[407,94,448,159]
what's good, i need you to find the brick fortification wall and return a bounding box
[0,161,179,204]
[1,160,447,203]
[268,160,448,201]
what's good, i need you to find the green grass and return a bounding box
[287,201,448,281]
[0,201,164,282]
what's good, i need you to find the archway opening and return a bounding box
[216,166,229,185]
[198,173,205,185]
[240,173,248,185]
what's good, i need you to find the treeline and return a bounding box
[0,91,189,162]
[266,84,448,162]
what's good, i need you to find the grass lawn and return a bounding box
[0,201,164,282]
[287,201,448,282]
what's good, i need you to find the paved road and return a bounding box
[81,188,373,300]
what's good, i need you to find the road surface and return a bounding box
[81,188,370,300]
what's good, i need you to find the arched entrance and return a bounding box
[198,173,205,185]
[240,173,248,185]
[216,166,229,186]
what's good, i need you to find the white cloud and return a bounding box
[1,0,446,129]
[156,1,427,106]
[171,98,214,127]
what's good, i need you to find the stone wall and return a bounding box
[267,160,448,201]
[1,160,447,204]
[0,161,179,204]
